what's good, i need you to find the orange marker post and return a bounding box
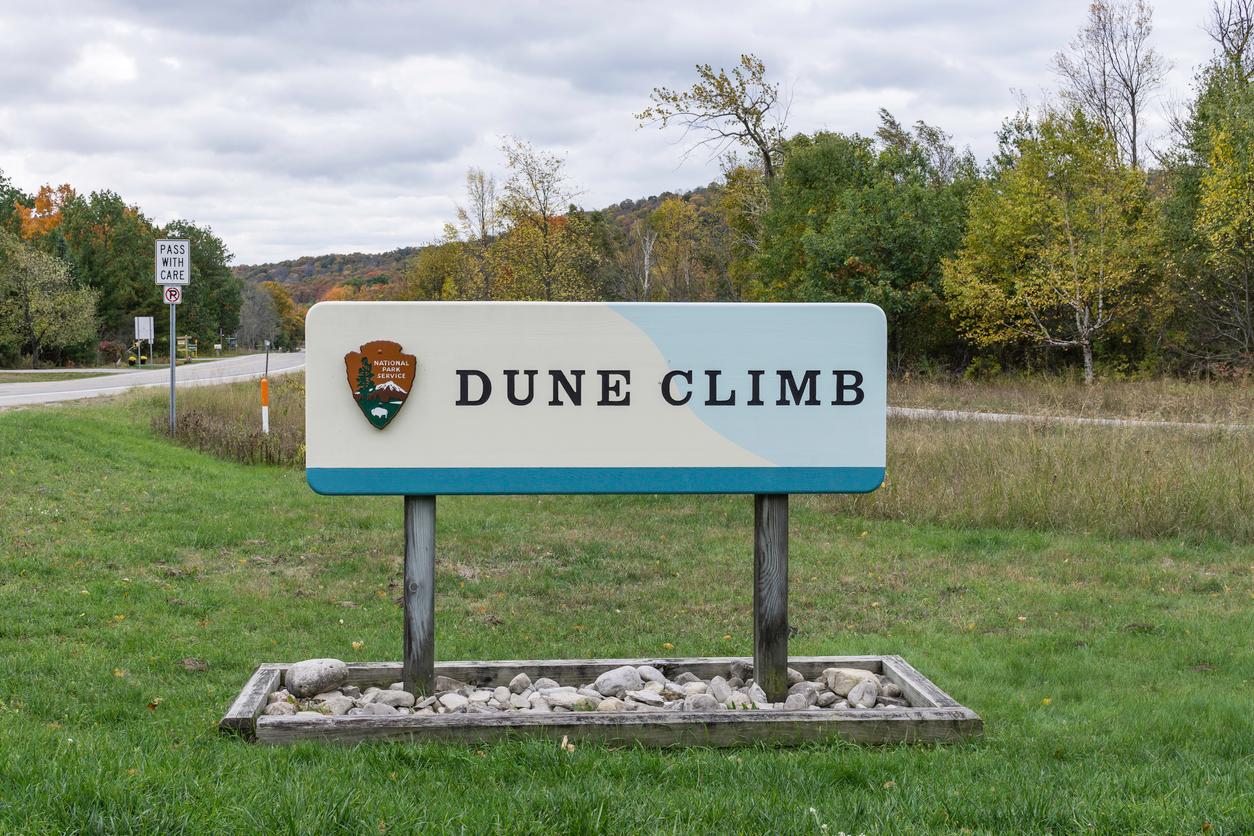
[260,377,270,434]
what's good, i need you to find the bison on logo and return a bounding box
[344,341,416,429]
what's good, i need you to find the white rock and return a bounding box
[822,667,878,697]
[847,678,879,708]
[881,681,903,699]
[816,690,839,707]
[341,686,362,698]
[508,673,532,694]
[369,690,416,708]
[295,710,328,719]
[545,690,596,710]
[636,665,666,684]
[625,689,665,707]
[285,659,349,698]
[578,687,605,701]
[746,683,768,705]
[674,671,700,685]
[597,697,626,712]
[660,681,687,700]
[783,693,810,711]
[593,666,644,698]
[528,696,551,713]
[267,689,292,705]
[509,692,530,709]
[362,702,398,715]
[533,677,561,691]
[787,668,805,685]
[684,693,720,711]
[708,677,733,703]
[263,701,296,716]
[438,692,469,710]
[389,682,405,691]
[493,686,511,704]
[725,691,753,709]
[682,682,709,696]
[319,694,355,715]
[468,690,493,703]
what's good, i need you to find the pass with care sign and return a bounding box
[305,302,886,495]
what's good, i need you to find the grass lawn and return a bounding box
[1,398,1251,832]
[0,371,115,384]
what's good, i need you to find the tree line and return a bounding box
[0,180,257,366]
[322,0,1250,381]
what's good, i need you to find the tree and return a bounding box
[1159,0,1254,368]
[402,227,466,300]
[638,54,788,183]
[0,229,97,367]
[58,190,158,337]
[456,168,501,299]
[1053,0,1169,168]
[943,110,1163,383]
[493,139,598,300]
[260,281,303,349]
[1196,119,1254,361]
[237,283,278,349]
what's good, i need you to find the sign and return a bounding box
[306,302,886,495]
[163,285,183,305]
[134,316,154,341]
[155,239,191,285]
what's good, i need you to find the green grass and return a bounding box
[1,400,1251,832]
[0,371,113,383]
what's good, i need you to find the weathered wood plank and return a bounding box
[402,495,436,695]
[218,665,281,740]
[255,705,981,747]
[330,656,885,689]
[881,655,960,709]
[753,494,789,702]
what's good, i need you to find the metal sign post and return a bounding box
[156,239,190,436]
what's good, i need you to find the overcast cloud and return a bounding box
[0,1,1216,264]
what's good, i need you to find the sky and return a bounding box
[0,0,1218,265]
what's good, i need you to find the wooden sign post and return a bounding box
[304,302,887,704]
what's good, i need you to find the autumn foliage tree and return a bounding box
[943,109,1163,382]
[0,229,97,367]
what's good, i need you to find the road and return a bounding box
[0,353,305,408]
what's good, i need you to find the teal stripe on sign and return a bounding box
[306,467,885,496]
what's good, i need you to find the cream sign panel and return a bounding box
[305,302,886,495]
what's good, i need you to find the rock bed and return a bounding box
[263,658,911,718]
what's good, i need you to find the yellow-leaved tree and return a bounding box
[942,109,1163,382]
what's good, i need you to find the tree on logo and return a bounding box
[356,356,376,402]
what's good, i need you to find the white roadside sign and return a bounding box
[134,316,154,341]
[155,239,191,285]
[163,285,183,305]
[305,302,887,496]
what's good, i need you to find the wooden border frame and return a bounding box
[219,656,981,746]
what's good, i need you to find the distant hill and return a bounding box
[231,246,424,304]
[232,184,720,304]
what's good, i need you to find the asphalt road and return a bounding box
[0,352,306,408]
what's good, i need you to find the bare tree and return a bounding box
[1054,0,1169,168]
[626,219,658,300]
[1207,0,1254,81]
[456,167,500,299]
[637,54,788,182]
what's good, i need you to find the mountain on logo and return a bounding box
[374,380,408,395]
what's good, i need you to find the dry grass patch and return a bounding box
[891,375,1254,424]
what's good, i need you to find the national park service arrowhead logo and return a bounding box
[344,341,416,429]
